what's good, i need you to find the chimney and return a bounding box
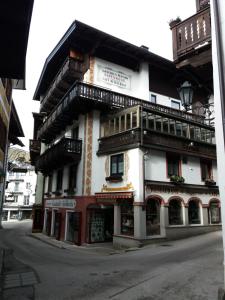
[140,45,149,51]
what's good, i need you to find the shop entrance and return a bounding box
[146,199,161,236]
[88,205,114,243]
[66,212,82,245]
[53,212,62,240]
[45,211,52,236]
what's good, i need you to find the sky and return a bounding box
[13,0,196,150]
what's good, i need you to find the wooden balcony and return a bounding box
[37,82,206,143]
[40,57,83,113]
[29,139,41,166]
[35,138,82,173]
[171,6,211,67]
[98,128,216,159]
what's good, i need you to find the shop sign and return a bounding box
[45,199,76,209]
[97,65,131,90]
[96,198,116,204]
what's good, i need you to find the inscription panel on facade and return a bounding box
[97,65,131,90]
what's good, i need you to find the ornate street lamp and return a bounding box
[178,81,194,111]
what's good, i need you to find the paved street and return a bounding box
[0,221,223,300]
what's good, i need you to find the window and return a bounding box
[13,195,18,202]
[121,201,134,235]
[68,164,77,191]
[71,127,79,139]
[169,199,183,225]
[26,182,31,189]
[171,100,180,110]
[14,182,19,192]
[208,201,221,224]
[110,154,124,176]
[200,159,212,181]
[48,174,53,193]
[188,200,201,224]
[24,195,30,205]
[146,199,160,235]
[56,169,63,191]
[167,154,181,177]
[150,94,157,104]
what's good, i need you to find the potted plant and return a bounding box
[169,17,182,28]
[204,178,216,186]
[170,175,185,184]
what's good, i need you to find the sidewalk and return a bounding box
[28,232,140,256]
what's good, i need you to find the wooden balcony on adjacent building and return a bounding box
[35,138,82,173]
[170,6,211,68]
[29,139,41,166]
[37,82,206,143]
[40,57,84,114]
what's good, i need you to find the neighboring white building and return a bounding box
[2,149,36,221]
[30,18,220,248]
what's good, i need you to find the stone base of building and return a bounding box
[165,225,221,240]
[113,235,144,249]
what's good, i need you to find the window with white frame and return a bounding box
[23,195,30,205]
[150,94,157,104]
[171,100,181,110]
[110,154,124,176]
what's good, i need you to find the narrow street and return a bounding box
[0,221,223,300]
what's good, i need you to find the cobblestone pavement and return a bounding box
[0,248,39,300]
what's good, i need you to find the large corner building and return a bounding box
[31,1,220,248]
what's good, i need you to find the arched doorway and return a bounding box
[146,198,161,236]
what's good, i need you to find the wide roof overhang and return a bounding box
[0,0,34,89]
[34,20,177,100]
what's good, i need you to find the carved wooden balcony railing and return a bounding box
[171,6,211,63]
[37,82,206,142]
[29,139,41,166]
[35,138,82,173]
[40,57,83,113]
[97,128,216,159]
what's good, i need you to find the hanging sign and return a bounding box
[45,199,76,209]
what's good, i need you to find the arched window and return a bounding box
[188,200,201,224]
[209,201,221,224]
[169,199,183,225]
[146,199,160,235]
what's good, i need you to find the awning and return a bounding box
[95,192,133,200]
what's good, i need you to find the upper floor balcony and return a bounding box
[29,139,41,166]
[37,81,206,143]
[40,57,84,114]
[170,5,211,67]
[98,106,216,159]
[35,137,82,173]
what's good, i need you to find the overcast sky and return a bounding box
[13,0,196,150]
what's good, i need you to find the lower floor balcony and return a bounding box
[97,128,216,159]
[36,138,82,173]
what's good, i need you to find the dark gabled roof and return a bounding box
[0,0,34,88]
[34,20,177,100]
[8,101,24,147]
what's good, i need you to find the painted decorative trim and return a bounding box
[84,112,93,195]
[101,182,134,192]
